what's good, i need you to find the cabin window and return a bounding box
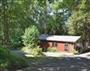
[65,43,68,47]
[55,42,57,47]
[52,42,57,47]
[64,43,68,51]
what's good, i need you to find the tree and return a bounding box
[67,0,90,48]
[0,0,89,49]
[0,0,10,48]
[0,0,35,47]
[22,25,40,48]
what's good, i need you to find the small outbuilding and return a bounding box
[39,34,81,53]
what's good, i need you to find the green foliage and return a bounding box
[74,51,79,55]
[22,46,43,57]
[10,29,23,49]
[8,53,28,69]
[30,47,43,57]
[22,25,40,48]
[11,37,23,50]
[0,0,90,49]
[47,47,57,52]
[0,48,10,70]
[67,0,90,39]
[67,11,86,35]
[0,47,28,70]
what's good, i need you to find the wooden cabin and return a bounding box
[39,34,81,53]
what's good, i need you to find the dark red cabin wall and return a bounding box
[57,42,65,52]
[40,41,75,52]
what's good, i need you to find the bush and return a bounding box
[10,29,24,50]
[22,46,43,57]
[47,47,57,52]
[10,37,23,50]
[31,47,43,56]
[0,47,28,70]
[0,48,9,70]
[22,25,40,48]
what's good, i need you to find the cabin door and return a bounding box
[57,43,65,51]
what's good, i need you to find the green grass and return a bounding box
[0,47,28,70]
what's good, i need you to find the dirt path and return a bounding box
[12,50,90,71]
[21,57,90,71]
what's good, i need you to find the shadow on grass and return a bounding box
[11,50,90,71]
[24,57,90,71]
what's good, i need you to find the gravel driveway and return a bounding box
[12,50,90,71]
[22,57,90,71]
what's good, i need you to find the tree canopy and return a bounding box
[0,0,90,48]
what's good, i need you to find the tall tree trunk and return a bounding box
[2,0,10,48]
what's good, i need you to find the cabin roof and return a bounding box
[39,34,81,43]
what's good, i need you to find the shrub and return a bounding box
[10,29,24,50]
[10,37,23,50]
[73,49,79,55]
[47,47,57,52]
[22,46,43,57]
[0,47,9,70]
[31,47,43,56]
[8,54,28,70]
[0,47,28,70]
[22,25,40,48]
